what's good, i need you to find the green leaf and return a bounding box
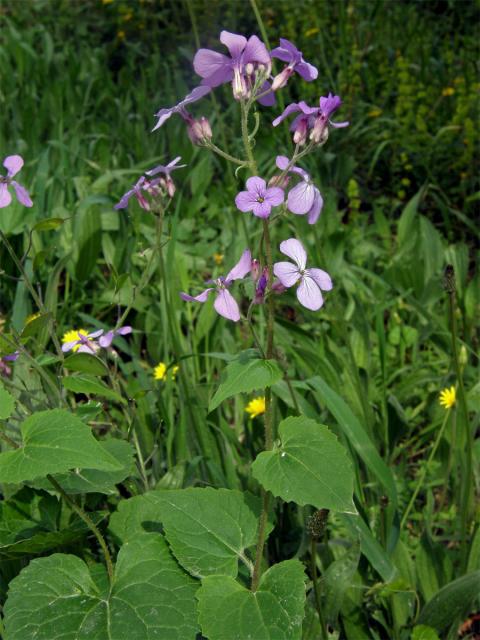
[29,439,134,494]
[20,312,52,339]
[32,217,66,232]
[411,625,441,640]
[4,533,199,639]
[0,382,15,419]
[308,377,397,507]
[209,351,282,412]
[62,374,126,404]
[0,409,123,484]
[417,571,480,633]
[197,559,306,640]
[252,416,356,514]
[322,543,360,625]
[63,353,109,376]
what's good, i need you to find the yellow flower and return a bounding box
[117,30,126,40]
[154,362,179,381]
[368,108,382,118]
[439,386,456,409]
[62,329,88,353]
[213,253,224,266]
[25,312,40,325]
[245,397,266,419]
[101,0,114,4]
[442,87,455,97]
[304,27,319,37]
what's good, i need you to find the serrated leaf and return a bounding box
[197,559,306,640]
[0,382,15,419]
[63,353,109,376]
[62,374,126,404]
[0,409,123,484]
[209,352,282,412]
[252,416,356,514]
[4,533,199,639]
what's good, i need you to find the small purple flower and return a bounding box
[181,250,252,322]
[194,31,274,105]
[276,156,323,224]
[235,177,284,219]
[152,85,211,132]
[146,156,187,198]
[115,158,186,209]
[0,351,19,377]
[270,39,318,91]
[186,116,213,146]
[0,156,33,209]
[273,238,332,311]
[115,176,151,210]
[98,326,132,348]
[253,267,268,304]
[62,330,104,354]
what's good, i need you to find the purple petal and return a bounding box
[235,190,258,212]
[252,201,272,218]
[320,93,342,117]
[307,189,323,224]
[226,249,252,282]
[256,82,276,107]
[264,186,284,207]
[308,268,333,291]
[273,261,301,288]
[99,331,114,348]
[0,183,12,208]
[275,156,290,171]
[272,103,301,127]
[3,352,19,362]
[62,340,79,353]
[270,46,294,64]
[3,155,23,178]
[295,61,318,81]
[117,326,133,336]
[88,330,104,339]
[214,289,240,322]
[114,187,136,210]
[152,86,211,132]
[287,181,316,215]
[220,31,247,58]
[11,181,33,207]
[330,119,350,129]
[297,275,324,311]
[180,287,214,303]
[243,35,270,66]
[279,238,307,270]
[147,156,186,177]
[194,49,231,84]
[245,176,266,194]
[297,100,320,115]
[77,343,97,354]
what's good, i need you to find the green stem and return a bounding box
[310,538,328,640]
[204,141,245,166]
[47,474,114,583]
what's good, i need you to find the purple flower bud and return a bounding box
[268,174,290,190]
[187,116,213,146]
[271,67,294,92]
[272,280,287,295]
[0,351,19,377]
[250,258,261,281]
[254,268,268,304]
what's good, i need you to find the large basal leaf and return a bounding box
[29,439,134,494]
[62,374,126,404]
[4,533,199,639]
[110,487,259,579]
[209,351,282,412]
[252,416,356,514]
[0,409,123,484]
[197,559,306,640]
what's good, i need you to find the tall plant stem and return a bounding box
[0,229,63,358]
[47,474,114,583]
[310,538,328,640]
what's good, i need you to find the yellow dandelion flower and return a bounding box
[25,312,41,325]
[154,362,179,381]
[439,386,456,409]
[62,329,88,353]
[245,397,266,419]
[442,87,455,97]
[213,253,224,266]
[368,108,382,118]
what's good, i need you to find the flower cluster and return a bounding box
[61,326,132,354]
[0,155,33,209]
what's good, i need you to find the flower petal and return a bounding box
[297,275,324,310]
[252,201,272,218]
[117,326,133,336]
[193,48,231,84]
[275,155,290,171]
[152,86,211,132]
[220,31,247,58]
[3,155,23,178]
[273,261,301,288]
[99,331,114,348]
[279,238,307,270]
[295,61,318,81]
[265,186,284,207]
[235,190,258,212]
[226,249,252,282]
[180,288,214,303]
[11,181,33,207]
[243,35,270,66]
[307,188,323,224]
[272,102,301,127]
[214,288,241,321]
[256,82,275,106]
[0,183,12,208]
[330,119,350,129]
[61,340,78,353]
[245,176,266,194]
[307,268,333,291]
[287,181,315,215]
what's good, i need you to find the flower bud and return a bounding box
[268,174,290,189]
[245,62,255,76]
[309,114,329,144]
[250,259,261,281]
[254,268,268,304]
[271,66,293,91]
[272,279,287,295]
[187,116,212,146]
[293,118,309,146]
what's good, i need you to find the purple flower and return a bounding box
[115,158,186,209]
[0,351,19,377]
[181,250,252,322]
[270,39,318,91]
[146,156,187,197]
[194,31,274,105]
[235,177,284,219]
[115,176,151,210]
[276,156,323,224]
[62,330,104,354]
[273,238,332,311]
[0,156,33,209]
[273,93,349,144]
[152,85,211,132]
[98,326,132,348]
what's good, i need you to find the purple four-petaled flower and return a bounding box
[152,86,211,132]
[271,38,318,91]
[273,238,332,311]
[115,158,186,209]
[0,156,33,209]
[276,156,323,224]
[235,177,284,219]
[0,351,19,377]
[98,326,133,348]
[180,250,252,322]
[62,326,132,354]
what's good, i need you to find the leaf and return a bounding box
[252,416,356,514]
[411,625,441,640]
[3,533,199,639]
[308,377,397,507]
[32,217,66,232]
[397,188,423,246]
[0,382,15,419]
[63,353,109,376]
[62,374,126,404]
[20,312,52,339]
[110,488,259,578]
[0,409,123,484]
[29,439,135,494]
[417,571,480,633]
[322,543,361,625]
[197,559,306,640]
[209,351,283,412]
